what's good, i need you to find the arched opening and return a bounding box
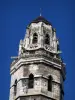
[57,44,60,51]
[28,74,34,88]
[45,34,50,45]
[14,80,17,96]
[48,75,53,91]
[32,33,38,44]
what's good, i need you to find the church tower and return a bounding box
[9,16,66,100]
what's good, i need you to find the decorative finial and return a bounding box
[40,8,42,16]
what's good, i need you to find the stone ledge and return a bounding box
[15,89,56,100]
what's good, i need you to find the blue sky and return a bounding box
[0,0,74,100]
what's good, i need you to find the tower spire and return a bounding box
[40,8,42,16]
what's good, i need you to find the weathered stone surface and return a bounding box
[9,16,66,100]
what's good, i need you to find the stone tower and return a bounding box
[9,16,66,100]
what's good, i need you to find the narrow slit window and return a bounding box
[45,34,50,45]
[32,33,38,44]
[14,80,17,96]
[48,76,53,91]
[28,74,34,88]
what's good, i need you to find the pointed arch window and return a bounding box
[48,75,53,91]
[14,80,17,96]
[28,74,34,88]
[45,34,50,45]
[32,33,38,44]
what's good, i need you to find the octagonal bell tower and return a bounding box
[9,16,66,100]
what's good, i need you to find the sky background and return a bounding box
[0,0,74,100]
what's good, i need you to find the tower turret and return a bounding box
[9,16,66,100]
